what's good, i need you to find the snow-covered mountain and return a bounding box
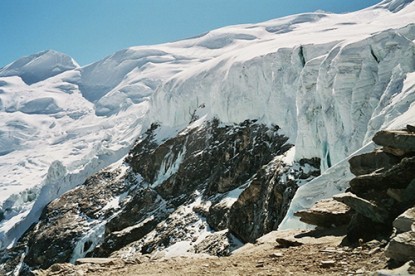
[1,0,415,271]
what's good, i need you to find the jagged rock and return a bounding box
[129,120,291,201]
[275,237,303,248]
[3,119,320,274]
[376,260,415,276]
[191,230,239,257]
[407,124,415,133]
[333,193,389,223]
[387,179,415,207]
[105,188,163,233]
[207,200,232,231]
[382,146,407,157]
[372,130,415,156]
[228,157,319,243]
[345,213,392,243]
[0,169,131,271]
[294,198,352,228]
[348,150,400,176]
[385,231,415,263]
[349,157,415,194]
[393,207,415,234]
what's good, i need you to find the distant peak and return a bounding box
[0,50,79,85]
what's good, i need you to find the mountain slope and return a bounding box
[1,0,415,272]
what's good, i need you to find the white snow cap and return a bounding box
[0,50,79,85]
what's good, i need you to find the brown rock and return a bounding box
[275,238,303,248]
[349,157,415,194]
[333,193,389,223]
[383,146,407,157]
[387,179,415,206]
[373,130,415,155]
[348,150,400,176]
[385,231,415,263]
[294,198,352,228]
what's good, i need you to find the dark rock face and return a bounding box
[1,119,321,274]
[23,169,131,270]
[344,128,415,244]
[348,150,400,176]
[228,157,320,243]
[349,156,415,195]
[191,230,237,256]
[373,130,415,155]
[333,192,390,224]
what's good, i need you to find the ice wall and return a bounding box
[149,24,415,172]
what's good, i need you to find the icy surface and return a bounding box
[1,0,415,248]
[0,50,78,85]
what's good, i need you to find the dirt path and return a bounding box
[34,230,390,276]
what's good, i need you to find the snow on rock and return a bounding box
[0,50,79,85]
[1,0,415,254]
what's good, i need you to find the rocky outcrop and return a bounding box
[1,119,320,274]
[373,129,415,156]
[392,207,415,234]
[228,157,319,243]
[385,207,415,264]
[297,125,415,266]
[349,156,415,195]
[385,231,415,263]
[294,198,352,228]
[348,150,400,176]
[333,192,390,224]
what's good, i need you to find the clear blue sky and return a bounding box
[0,0,382,67]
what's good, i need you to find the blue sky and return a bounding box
[0,0,382,67]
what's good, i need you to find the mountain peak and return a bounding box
[0,50,79,85]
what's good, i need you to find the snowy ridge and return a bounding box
[0,50,79,85]
[1,0,415,249]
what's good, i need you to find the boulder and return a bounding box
[376,260,415,275]
[350,157,415,194]
[349,172,386,194]
[348,150,400,176]
[191,230,239,257]
[385,231,415,263]
[407,124,415,133]
[294,198,352,228]
[275,237,303,248]
[387,179,415,207]
[372,130,415,156]
[393,207,415,234]
[333,193,389,223]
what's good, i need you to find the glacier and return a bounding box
[1,0,415,250]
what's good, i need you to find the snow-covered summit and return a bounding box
[0,50,79,85]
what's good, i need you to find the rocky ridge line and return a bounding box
[295,124,415,270]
